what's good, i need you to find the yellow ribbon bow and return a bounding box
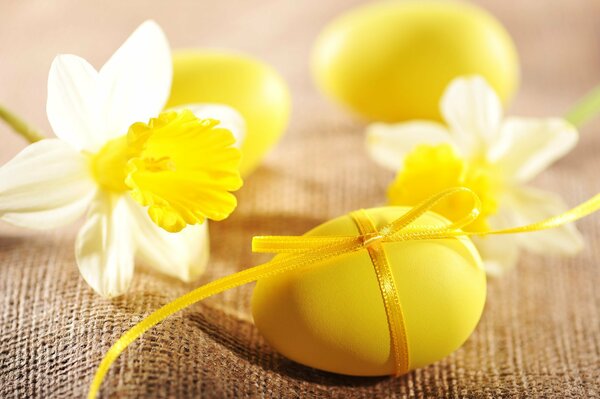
[88,187,600,398]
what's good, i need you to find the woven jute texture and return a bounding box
[1,1,600,398]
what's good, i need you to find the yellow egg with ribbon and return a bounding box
[90,186,600,396]
[312,0,519,122]
[252,206,486,376]
[166,50,291,176]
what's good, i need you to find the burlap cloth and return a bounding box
[1,1,599,398]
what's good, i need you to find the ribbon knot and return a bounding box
[362,233,384,248]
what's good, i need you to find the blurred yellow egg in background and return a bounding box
[167,51,291,176]
[312,0,519,122]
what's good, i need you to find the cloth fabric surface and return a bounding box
[1,0,599,397]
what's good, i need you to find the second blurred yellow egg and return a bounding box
[167,51,291,176]
[312,0,519,122]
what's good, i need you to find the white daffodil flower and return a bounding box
[367,76,583,275]
[0,21,245,297]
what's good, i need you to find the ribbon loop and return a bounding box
[382,186,482,241]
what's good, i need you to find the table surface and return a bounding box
[1,1,599,398]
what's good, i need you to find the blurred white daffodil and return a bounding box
[0,21,244,297]
[367,76,583,275]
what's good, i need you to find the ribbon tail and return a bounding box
[87,263,271,399]
[482,192,600,236]
[88,239,364,398]
[385,191,600,242]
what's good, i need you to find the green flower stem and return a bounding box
[0,104,45,143]
[566,84,600,128]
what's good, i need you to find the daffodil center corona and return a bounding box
[388,144,502,231]
[90,110,243,232]
[90,135,131,193]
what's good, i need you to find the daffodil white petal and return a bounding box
[472,234,519,276]
[473,207,521,275]
[75,192,135,298]
[47,55,104,151]
[172,103,246,148]
[366,121,453,171]
[125,197,210,282]
[440,76,503,156]
[491,118,578,183]
[98,20,172,140]
[0,139,96,229]
[504,186,584,255]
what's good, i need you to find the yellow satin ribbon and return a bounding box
[350,209,410,376]
[88,187,600,398]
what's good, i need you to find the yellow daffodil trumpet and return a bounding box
[92,110,242,233]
